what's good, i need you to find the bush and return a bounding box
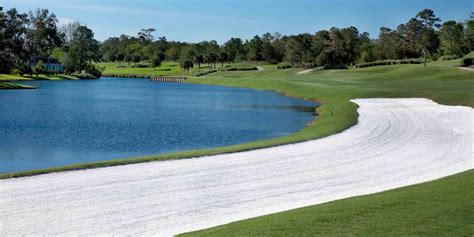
[324,64,348,70]
[222,66,258,71]
[354,59,424,68]
[151,57,161,69]
[85,64,102,78]
[10,68,21,75]
[33,60,45,77]
[130,64,149,68]
[238,66,258,71]
[195,69,217,77]
[462,58,473,66]
[461,52,474,66]
[277,62,292,69]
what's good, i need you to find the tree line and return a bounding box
[0,8,100,77]
[100,9,473,70]
[1,7,473,76]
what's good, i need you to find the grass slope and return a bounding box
[0,64,472,179]
[0,74,78,81]
[182,170,474,236]
[0,82,35,89]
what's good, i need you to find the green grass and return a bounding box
[428,58,462,67]
[181,170,474,236]
[0,82,35,89]
[1,64,472,179]
[0,73,78,81]
[97,61,262,77]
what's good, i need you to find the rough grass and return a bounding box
[181,170,474,236]
[0,64,472,179]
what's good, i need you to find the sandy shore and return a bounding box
[1,98,472,236]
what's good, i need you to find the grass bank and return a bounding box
[181,170,474,236]
[0,82,35,89]
[0,64,472,179]
[0,73,78,81]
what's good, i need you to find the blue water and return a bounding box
[0,78,316,173]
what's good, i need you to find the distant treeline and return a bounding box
[100,9,473,69]
[1,7,473,76]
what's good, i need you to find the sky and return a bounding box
[2,0,473,43]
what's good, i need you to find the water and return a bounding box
[0,78,316,173]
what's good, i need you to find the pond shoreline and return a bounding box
[0,78,317,178]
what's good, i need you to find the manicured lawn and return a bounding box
[428,58,462,67]
[181,170,474,236]
[97,61,264,77]
[97,61,184,76]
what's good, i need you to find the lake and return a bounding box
[0,78,316,173]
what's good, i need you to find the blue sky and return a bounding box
[3,0,473,43]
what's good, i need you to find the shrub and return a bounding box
[195,69,217,77]
[33,60,45,77]
[354,59,424,68]
[462,58,473,66]
[461,52,474,66]
[151,57,161,69]
[324,64,348,70]
[130,64,149,68]
[10,68,21,75]
[277,62,292,69]
[238,66,258,71]
[85,63,102,78]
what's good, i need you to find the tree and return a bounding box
[68,25,100,73]
[137,28,155,44]
[224,37,245,62]
[33,60,45,77]
[376,27,400,60]
[60,21,80,45]
[262,32,276,63]
[340,26,360,64]
[151,56,161,70]
[0,8,29,72]
[439,20,466,56]
[27,9,62,58]
[285,38,303,66]
[194,54,204,71]
[125,54,133,66]
[219,51,228,68]
[416,9,441,66]
[397,18,422,58]
[465,13,474,51]
[180,59,193,74]
[207,52,218,69]
[247,35,263,61]
[326,27,344,65]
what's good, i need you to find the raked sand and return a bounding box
[1,98,473,236]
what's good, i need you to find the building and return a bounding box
[32,57,64,73]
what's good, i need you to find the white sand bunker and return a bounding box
[1,98,472,236]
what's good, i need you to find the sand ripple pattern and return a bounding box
[1,98,472,236]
